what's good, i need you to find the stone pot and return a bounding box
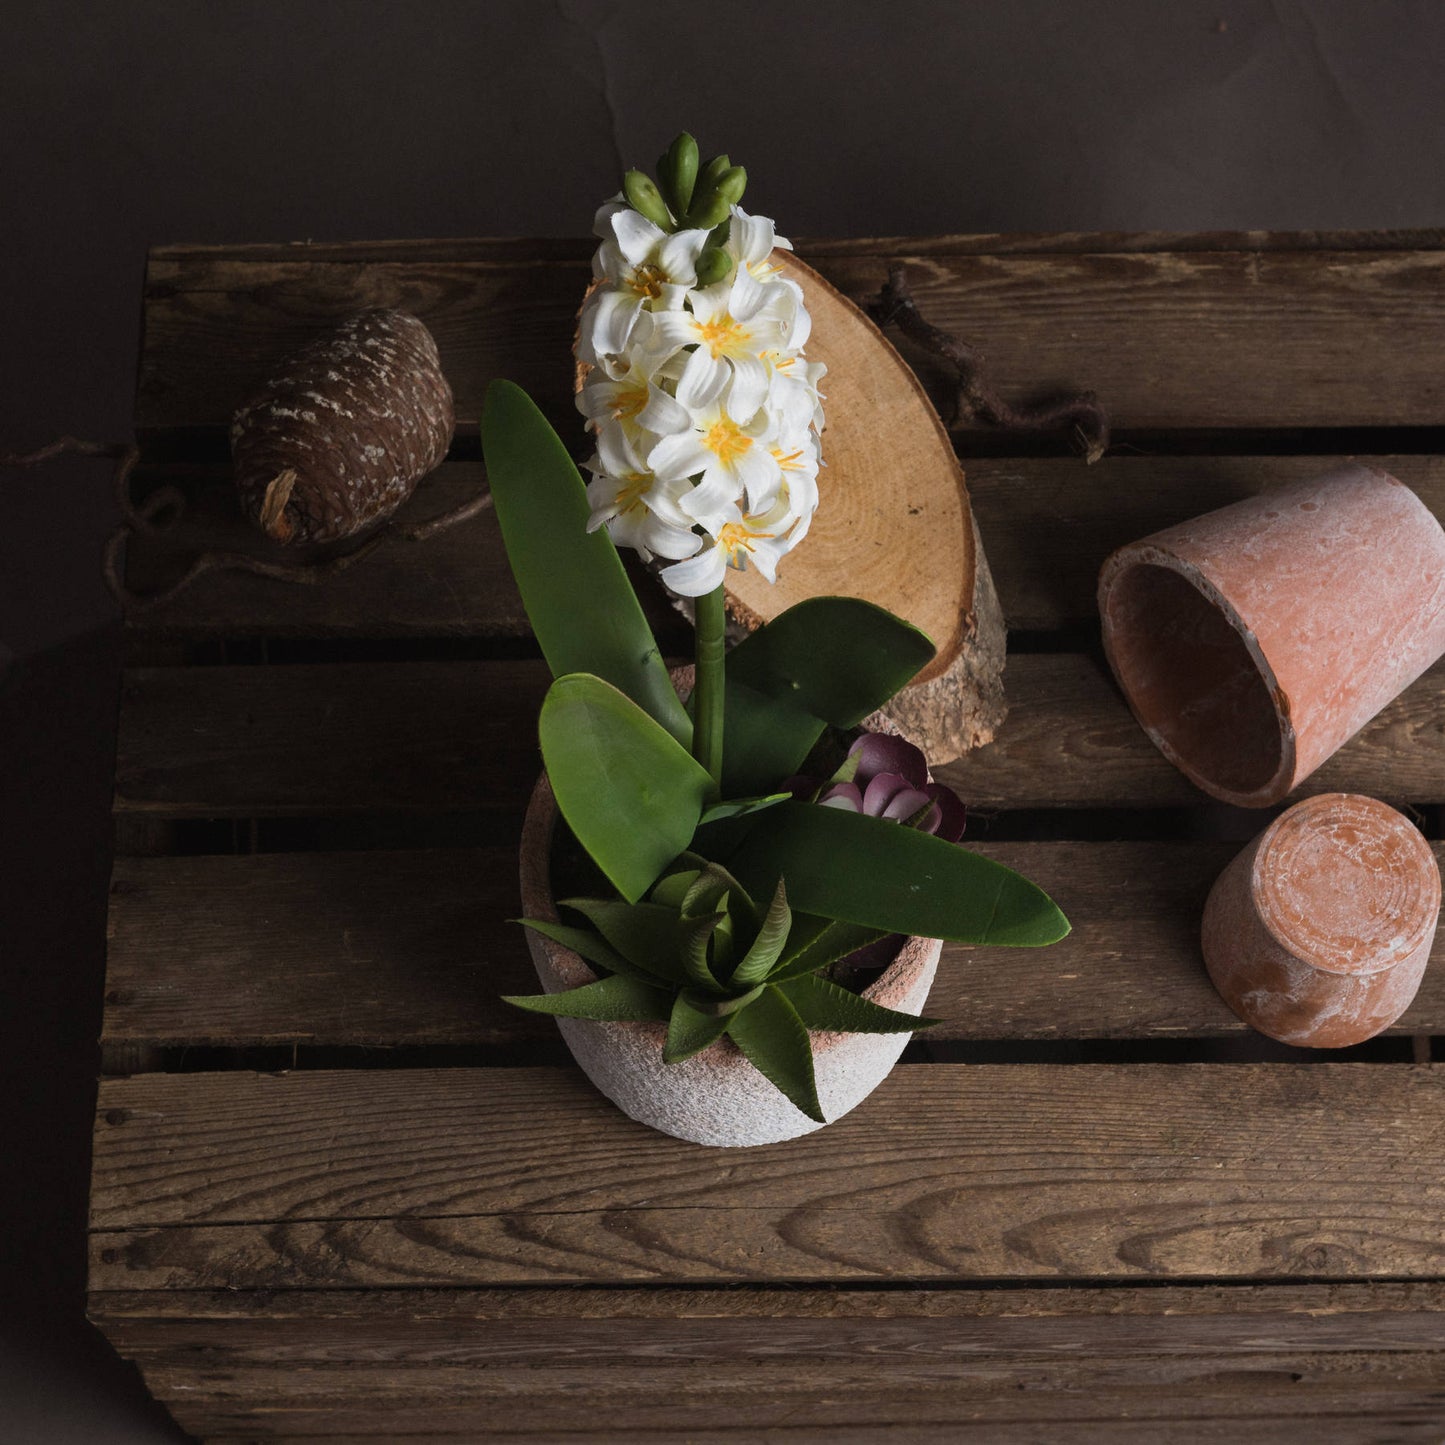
[1201,792,1439,1047]
[517,771,942,1148]
[1098,464,1445,807]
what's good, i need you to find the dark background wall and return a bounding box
[3,2,1443,1439]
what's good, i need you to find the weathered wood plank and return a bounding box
[119,455,1445,639]
[89,1063,1445,1285]
[138,239,1445,434]
[101,842,1445,1048]
[112,653,1445,816]
[84,1288,1445,1364]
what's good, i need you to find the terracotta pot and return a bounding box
[1201,793,1439,1047]
[518,772,942,1148]
[1098,464,1445,807]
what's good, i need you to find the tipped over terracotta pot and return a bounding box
[1098,464,1445,807]
[1201,793,1439,1047]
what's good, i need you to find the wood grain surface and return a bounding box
[102,842,1445,1047]
[90,1063,1445,1286]
[122,455,1445,640]
[138,238,1445,434]
[112,653,1445,815]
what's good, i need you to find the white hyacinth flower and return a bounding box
[575,189,823,597]
[583,423,706,564]
[578,210,711,369]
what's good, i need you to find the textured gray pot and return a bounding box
[518,772,941,1148]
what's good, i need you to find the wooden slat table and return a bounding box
[92,233,1445,1442]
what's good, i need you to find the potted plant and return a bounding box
[484,134,1069,1147]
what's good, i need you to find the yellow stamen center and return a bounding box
[717,520,770,562]
[772,447,805,471]
[611,384,648,421]
[629,263,666,300]
[614,475,651,515]
[703,417,752,466]
[697,314,749,358]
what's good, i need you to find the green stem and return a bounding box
[693,584,726,801]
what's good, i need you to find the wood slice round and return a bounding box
[725,252,975,689]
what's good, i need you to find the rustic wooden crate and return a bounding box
[91,232,1445,1442]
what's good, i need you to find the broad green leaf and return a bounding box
[664,992,730,1062]
[729,597,936,726]
[699,792,793,826]
[779,972,938,1034]
[719,676,826,799]
[726,985,824,1123]
[735,804,1071,946]
[560,897,680,978]
[515,917,661,983]
[482,380,690,746]
[728,879,792,988]
[768,915,889,982]
[502,975,672,1022]
[541,674,712,902]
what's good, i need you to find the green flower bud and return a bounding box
[715,165,747,205]
[698,153,731,190]
[684,190,732,231]
[623,169,673,231]
[657,131,699,217]
[694,246,732,288]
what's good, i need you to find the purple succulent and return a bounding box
[793,733,966,842]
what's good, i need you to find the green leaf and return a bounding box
[482,381,690,746]
[699,791,793,826]
[515,917,661,983]
[649,869,700,910]
[767,915,889,982]
[541,674,712,902]
[680,914,726,994]
[779,972,937,1034]
[718,598,935,796]
[664,992,730,1063]
[719,676,826,799]
[560,897,681,978]
[729,597,936,728]
[735,804,1071,946]
[728,879,792,988]
[502,975,672,1022]
[726,985,824,1123]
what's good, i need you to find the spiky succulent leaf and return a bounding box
[699,792,793,826]
[779,971,937,1033]
[767,914,890,982]
[648,869,700,911]
[726,985,824,1123]
[561,898,682,981]
[728,879,792,988]
[515,917,665,983]
[502,975,672,1022]
[663,992,730,1063]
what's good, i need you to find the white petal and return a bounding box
[641,514,705,560]
[724,352,769,423]
[658,228,707,283]
[680,465,743,525]
[687,281,731,325]
[648,431,713,483]
[675,347,729,412]
[592,197,627,239]
[660,546,727,597]
[637,384,692,435]
[610,209,665,267]
[735,445,783,513]
[589,289,644,358]
[729,265,769,323]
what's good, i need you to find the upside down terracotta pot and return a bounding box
[518,772,942,1148]
[1201,793,1440,1047]
[1098,464,1445,807]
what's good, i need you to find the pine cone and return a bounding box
[231,309,454,546]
